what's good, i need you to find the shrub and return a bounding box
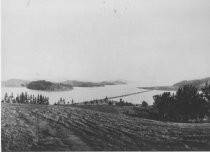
[141,101,148,108]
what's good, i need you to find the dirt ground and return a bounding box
[1,103,210,151]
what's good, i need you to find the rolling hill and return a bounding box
[173,77,210,89]
[139,77,210,91]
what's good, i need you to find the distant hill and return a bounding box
[173,77,210,89]
[100,80,127,86]
[1,79,29,87]
[62,80,126,87]
[26,80,73,91]
[62,80,104,87]
[2,79,127,88]
[139,77,210,91]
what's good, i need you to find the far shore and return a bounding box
[138,86,178,91]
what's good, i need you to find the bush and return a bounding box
[116,99,134,106]
[141,101,148,108]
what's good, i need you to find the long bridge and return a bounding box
[79,90,152,105]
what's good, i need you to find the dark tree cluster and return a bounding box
[54,98,74,105]
[2,92,49,105]
[153,84,210,122]
[82,99,111,105]
[141,101,149,108]
[115,98,134,106]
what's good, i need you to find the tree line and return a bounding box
[54,97,74,105]
[153,83,210,122]
[2,92,49,105]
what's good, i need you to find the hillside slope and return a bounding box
[173,77,210,89]
[2,103,210,151]
[139,77,210,91]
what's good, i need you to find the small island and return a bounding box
[62,80,127,87]
[26,80,73,91]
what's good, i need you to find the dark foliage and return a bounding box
[2,92,49,105]
[27,80,73,91]
[115,99,134,106]
[141,101,148,108]
[201,82,210,102]
[153,84,209,122]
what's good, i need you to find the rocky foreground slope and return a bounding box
[1,103,210,151]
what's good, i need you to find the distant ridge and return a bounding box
[1,79,127,88]
[173,77,210,89]
[1,79,29,87]
[138,77,210,91]
[62,80,104,87]
[62,80,126,87]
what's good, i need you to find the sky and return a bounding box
[1,0,210,86]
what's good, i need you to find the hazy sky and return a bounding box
[2,0,210,85]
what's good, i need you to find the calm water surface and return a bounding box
[1,83,174,105]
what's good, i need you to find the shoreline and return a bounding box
[137,86,178,91]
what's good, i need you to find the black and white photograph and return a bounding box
[1,0,210,151]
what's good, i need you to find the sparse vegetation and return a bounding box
[115,98,134,106]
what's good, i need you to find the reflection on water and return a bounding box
[1,83,175,105]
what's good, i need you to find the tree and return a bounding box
[32,95,35,104]
[24,92,28,101]
[37,94,40,104]
[175,85,207,121]
[201,82,210,102]
[153,85,209,122]
[20,92,25,103]
[4,93,8,101]
[16,94,20,103]
[108,101,113,106]
[46,97,49,104]
[141,101,148,108]
[153,92,175,120]
[201,82,210,118]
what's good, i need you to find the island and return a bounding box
[62,80,127,87]
[26,80,73,91]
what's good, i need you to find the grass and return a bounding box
[1,103,210,151]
